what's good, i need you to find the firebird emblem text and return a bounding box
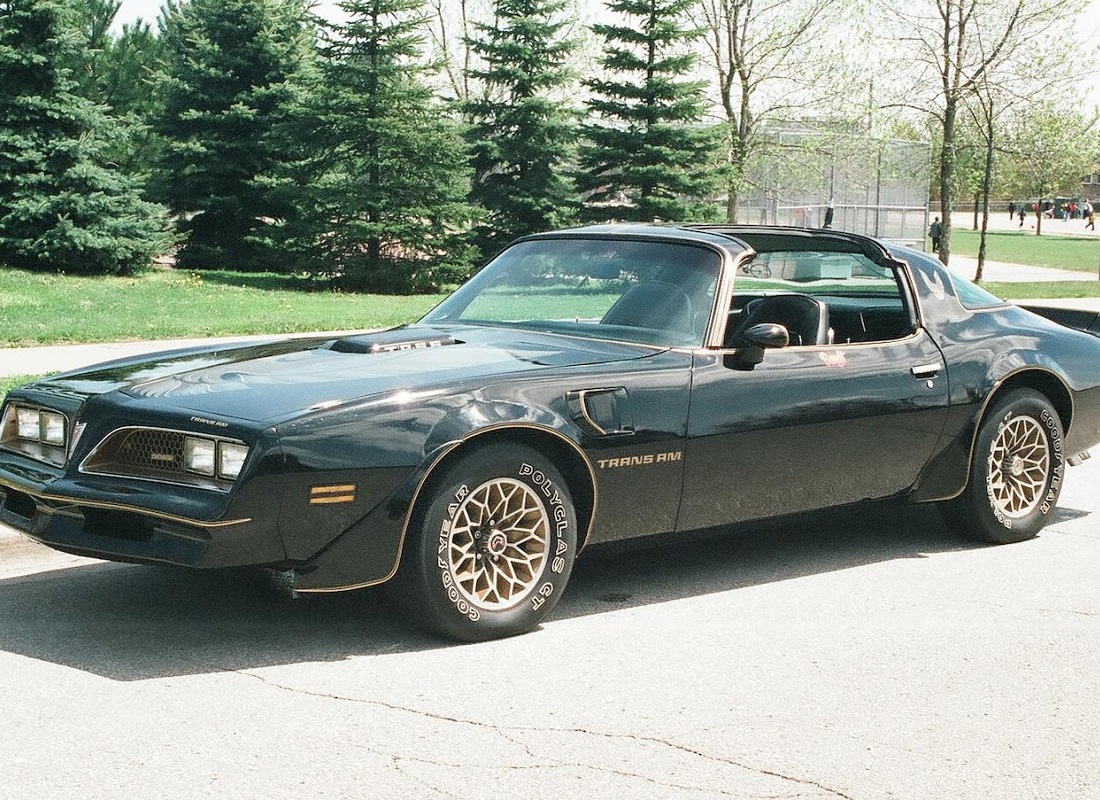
[819,351,848,368]
[597,451,683,469]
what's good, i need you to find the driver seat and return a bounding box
[724,294,830,348]
[601,281,694,335]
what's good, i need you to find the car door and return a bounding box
[677,330,950,531]
[672,234,955,533]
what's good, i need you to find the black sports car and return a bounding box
[4,225,1100,640]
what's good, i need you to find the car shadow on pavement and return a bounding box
[0,501,1087,681]
[561,502,1086,619]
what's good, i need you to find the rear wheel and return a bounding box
[941,389,1064,544]
[393,443,577,641]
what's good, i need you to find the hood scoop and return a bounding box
[326,329,461,355]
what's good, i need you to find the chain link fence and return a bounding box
[737,129,932,249]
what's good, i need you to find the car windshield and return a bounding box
[421,238,722,347]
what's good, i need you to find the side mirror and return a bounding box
[725,323,789,370]
[741,322,789,349]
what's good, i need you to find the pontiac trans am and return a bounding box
[3,225,1100,641]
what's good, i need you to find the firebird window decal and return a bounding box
[917,266,947,301]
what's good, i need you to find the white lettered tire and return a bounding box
[941,389,1064,544]
[394,443,578,641]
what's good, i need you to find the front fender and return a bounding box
[289,393,587,593]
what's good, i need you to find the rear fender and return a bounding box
[1020,305,1100,337]
[910,364,1072,502]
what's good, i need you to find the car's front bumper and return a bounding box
[0,467,286,569]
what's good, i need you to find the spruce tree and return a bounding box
[153,0,313,271]
[66,1,162,178]
[578,0,721,222]
[0,0,168,275]
[273,0,476,293]
[465,0,579,255]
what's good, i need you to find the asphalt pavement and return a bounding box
[1,446,1098,799]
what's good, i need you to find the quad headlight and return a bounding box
[0,404,70,467]
[8,405,67,447]
[183,437,216,476]
[218,442,250,480]
[184,436,249,481]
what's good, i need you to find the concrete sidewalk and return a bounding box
[947,255,1093,283]
[0,331,357,380]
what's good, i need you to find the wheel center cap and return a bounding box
[1009,455,1025,477]
[485,530,508,557]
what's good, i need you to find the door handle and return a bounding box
[911,362,942,379]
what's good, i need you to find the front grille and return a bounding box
[114,429,187,474]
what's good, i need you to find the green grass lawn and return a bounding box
[2,235,1098,359]
[984,281,1100,299]
[951,228,1100,273]
[0,374,38,397]
[0,268,444,347]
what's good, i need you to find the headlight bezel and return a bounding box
[1,403,70,466]
[81,426,252,492]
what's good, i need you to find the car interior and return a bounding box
[717,237,917,349]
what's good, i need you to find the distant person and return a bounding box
[929,216,942,252]
[1018,208,1025,227]
[1008,200,1016,219]
[1087,201,1095,231]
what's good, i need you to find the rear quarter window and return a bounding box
[950,273,1009,310]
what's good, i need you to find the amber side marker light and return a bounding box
[309,484,358,505]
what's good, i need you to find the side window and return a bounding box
[727,251,915,347]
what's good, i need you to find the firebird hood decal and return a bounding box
[39,326,657,423]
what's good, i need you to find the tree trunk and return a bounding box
[975,122,995,282]
[938,98,957,265]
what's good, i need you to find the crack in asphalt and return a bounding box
[491,727,754,797]
[1039,607,1097,617]
[351,724,827,799]
[228,667,856,800]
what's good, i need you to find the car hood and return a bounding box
[35,325,660,423]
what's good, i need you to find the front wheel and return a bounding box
[393,443,578,641]
[941,389,1065,544]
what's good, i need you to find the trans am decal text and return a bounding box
[597,451,683,470]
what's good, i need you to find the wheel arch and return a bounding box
[954,368,1071,500]
[912,366,1071,504]
[983,368,1073,435]
[937,368,1070,543]
[407,425,598,555]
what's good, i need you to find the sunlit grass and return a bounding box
[0,374,43,397]
[0,268,444,347]
[951,229,1100,274]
